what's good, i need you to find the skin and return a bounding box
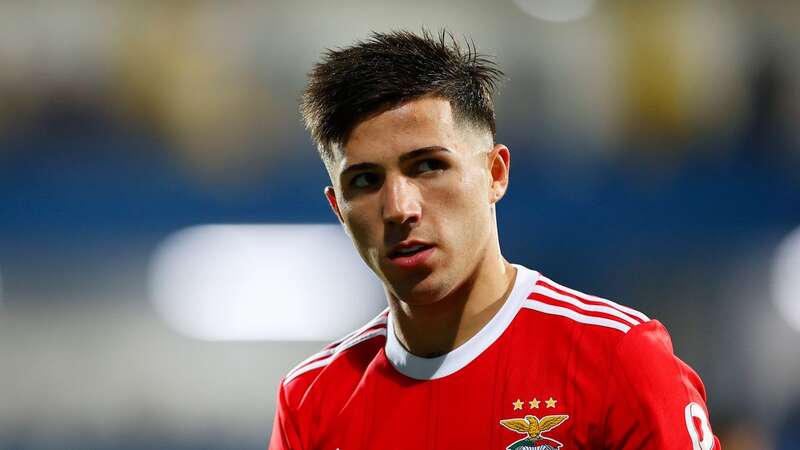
[324,96,516,357]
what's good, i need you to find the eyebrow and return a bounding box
[339,146,452,179]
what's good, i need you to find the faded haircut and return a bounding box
[300,29,504,167]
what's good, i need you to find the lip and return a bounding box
[387,240,435,269]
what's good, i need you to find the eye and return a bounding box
[416,159,445,173]
[350,172,380,189]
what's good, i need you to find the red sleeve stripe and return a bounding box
[537,277,650,323]
[286,322,388,374]
[527,292,638,329]
[323,309,389,350]
[522,299,632,333]
[287,310,388,373]
[530,285,642,326]
[283,326,387,384]
[285,313,388,379]
[283,310,388,383]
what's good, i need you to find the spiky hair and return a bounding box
[300,29,504,166]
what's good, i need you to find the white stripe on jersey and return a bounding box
[531,284,642,326]
[284,327,387,384]
[538,276,650,323]
[284,311,388,382]
[522,299,632,333]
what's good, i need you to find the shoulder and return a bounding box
[515,271,698,382]
[519,273,652,341]
[280,309,389,406]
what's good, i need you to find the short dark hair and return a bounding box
[301,29,504,166]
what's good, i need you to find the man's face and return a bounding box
[325,97,509,304]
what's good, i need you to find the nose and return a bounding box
[382,174,421,225]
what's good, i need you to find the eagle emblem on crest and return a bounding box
[499,414,569,450]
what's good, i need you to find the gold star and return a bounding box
[545,397,557,408]
[512,399,524,410]
[529,398,540,409]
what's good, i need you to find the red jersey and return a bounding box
[269,265,721,450]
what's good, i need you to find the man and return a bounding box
[270,30,720,450]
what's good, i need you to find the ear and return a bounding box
[487,144,510,204]
[324,186,345,224]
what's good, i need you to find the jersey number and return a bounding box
[684,402,713,450]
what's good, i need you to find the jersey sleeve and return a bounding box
[602,320,722,450]
[269,379,303,450]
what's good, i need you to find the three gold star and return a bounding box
[513,396,559,410]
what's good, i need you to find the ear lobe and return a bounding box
[488,144,510,204]
[324,186,345,224]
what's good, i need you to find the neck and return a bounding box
[388,247,517,358]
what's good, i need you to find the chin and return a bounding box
[395,290,441,306]
[387,272,452,306]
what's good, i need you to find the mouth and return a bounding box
[387,241,436,268]
[388,241,434,258]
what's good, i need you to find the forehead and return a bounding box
[353,96,457,139]
[335,97,460,166]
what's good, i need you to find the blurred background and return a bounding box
[1,0,799,449]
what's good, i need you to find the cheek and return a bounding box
[452,168,490,209]
[342,215,380,268]
[341,202,381,249]
[434,174,491,237]
[343,211,367,241]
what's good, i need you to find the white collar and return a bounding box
[385,264,539,380]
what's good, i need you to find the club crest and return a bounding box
[499,414,569,450]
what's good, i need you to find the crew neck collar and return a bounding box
[385,264,539,380]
